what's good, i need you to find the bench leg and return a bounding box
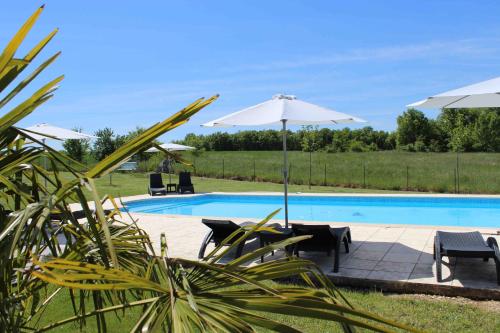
[333,240,342,273]
[235,242,245,259]
[333,249,340,273]
[343,237,349,253]
[495,258,500,286]
[436,255,443,282]
[487,237,500,285]
[434,236,443,282]
[198,231,213,259]
[293,244,299,257]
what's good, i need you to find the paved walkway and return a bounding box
[125,210,499,294]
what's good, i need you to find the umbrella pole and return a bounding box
[42,138,48,188]
[282,120,289,228]
[169,157,172,184]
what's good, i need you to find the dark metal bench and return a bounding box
[198,219,280,259]
[434,231,500,285]
[291,224,351,273]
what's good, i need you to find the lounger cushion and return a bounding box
[438,231,494,255]
[150,187,166,191]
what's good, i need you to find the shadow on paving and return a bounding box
[215,238,499,291]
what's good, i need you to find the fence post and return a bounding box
[456,152,460,193]
[253,159,256,181]
[309,151,312,189]
[288,162,292,183]
[406,165,409,190]
[363,163,366,188]
[454,168,457,194]
[324,163,327,186]
[222,158,225,179]
[109,173,112,186]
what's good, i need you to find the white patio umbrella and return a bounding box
[145,143,195,153]
[203,94,366,228]
[21,123,96,141]
[408,76,500,109]
[19,123,95,186]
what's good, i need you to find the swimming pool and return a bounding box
[124,194,500,228]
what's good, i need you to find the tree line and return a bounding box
[63,108,500,162]
[179,108,500,153]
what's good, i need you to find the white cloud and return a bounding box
[231,38,500,72]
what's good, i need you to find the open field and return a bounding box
[163,151,500,194]
[32,284,500,333]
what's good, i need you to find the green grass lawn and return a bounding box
[142,150,500,194]
[32,285,500,333]
[92,172,409,199]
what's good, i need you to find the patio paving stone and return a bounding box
[382,252,421,263]
[367,270,411,281]
[351,250,388,261]
[332,268,371,279]
[373,261,416,273]
[339,258,379,270]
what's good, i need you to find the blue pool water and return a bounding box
[124,194,500,228]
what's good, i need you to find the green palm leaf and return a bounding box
[0,5,44,73]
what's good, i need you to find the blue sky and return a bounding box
[3,1,500,143]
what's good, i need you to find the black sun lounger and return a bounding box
[291,224,351,273]
[198,219,280,259]
[178,171,194,194]
[434,231,500,285]
[148,173,167,196]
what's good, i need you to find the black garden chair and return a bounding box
[291,224,351,273]
[148,173,167,196]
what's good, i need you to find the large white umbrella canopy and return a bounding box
[19,123,95,187]
[408,76,500,109]
[145,143,195,153]
[203,94,366,227]
[21,123,96,141]
[204,94,365,127]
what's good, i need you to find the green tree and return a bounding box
[328,128,351,152]
[182,132,207,150]
[300,125,321,152]
[92,127,116,161]
[437,108,478,151]
[62,127,89,162]
[396,109,433,149]
[124,126,157,161]
[474,109,500,151]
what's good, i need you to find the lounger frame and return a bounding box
[291,224,351,273]
[434,231,500,285]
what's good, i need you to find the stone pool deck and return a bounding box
[113,193,500,299]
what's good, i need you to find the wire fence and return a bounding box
[186,151,500,194]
